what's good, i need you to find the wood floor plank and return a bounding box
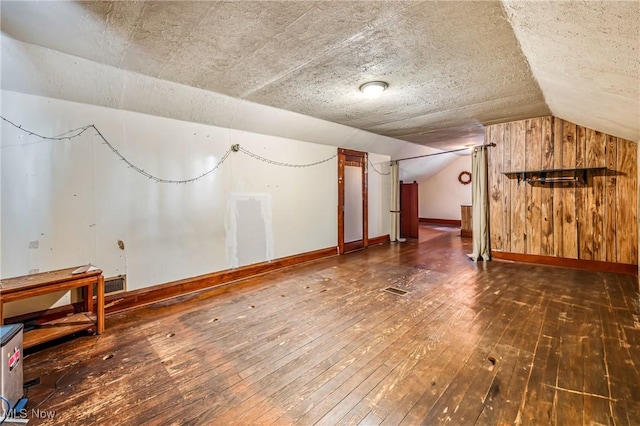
[417,289,544,424]
[20,225,640,425]
[396,287,531,424]
[224,292,454,425]
[272,294,468,425]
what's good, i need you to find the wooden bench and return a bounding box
[0,267,105,349]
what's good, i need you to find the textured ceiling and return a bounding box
[1,1,638,150]
[503,1,640,142]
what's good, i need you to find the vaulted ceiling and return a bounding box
[1,1,638,151]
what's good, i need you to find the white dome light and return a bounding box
[359,81,388,99]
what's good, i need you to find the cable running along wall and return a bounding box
[0,116,337,184]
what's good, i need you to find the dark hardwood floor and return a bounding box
[21,225,640,425]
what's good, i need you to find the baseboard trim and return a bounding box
[460,230,472,238]
[492,251,638,276]
[368,235,391,246]
[419,218,461,227]
[5,246,338,325]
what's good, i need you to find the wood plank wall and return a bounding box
[487,116,638,265]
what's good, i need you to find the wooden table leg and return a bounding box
[97,275,105,334]
[85,281,93,314]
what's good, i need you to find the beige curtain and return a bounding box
[390,161,400,242]
[470,146,491,261]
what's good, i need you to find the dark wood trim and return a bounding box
[5,246,338,325]
[368,235,390,246]
[343,240,365,253]
[419,218,462,227]
[363,153,369,250]
[338,149,345,255]
[492,251,638,276]
[338,148,367,157]
[337,148,368,255]
[5,303,85,327]
[460,230,473,238]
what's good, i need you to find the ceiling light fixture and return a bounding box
[359,81,388,99]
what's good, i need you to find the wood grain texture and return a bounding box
[503,123,513,253]
[4,247,339,329]
[577,126,591,259]
[461,205,472,237]
[559,118,578,259]
[492,251,638,276]
[511,120,526,254]
[400,182,419,239]
[525,118,542,255]
[605,135,618,263]
[573,123,587,266]
[488,125,503,251]
[369,234,391,246]
[540,116,554,256]
[419,218,461,226]
[586,129,606,261]
[104,246,337,315]
[487,116,636,268]
[20,225,640,425]
[1,268,105,348]
[552,118,564,257]
[23,312,96,349]
[616,139,638,265]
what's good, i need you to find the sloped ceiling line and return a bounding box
[501,0,640,142]
[1,0,637,147]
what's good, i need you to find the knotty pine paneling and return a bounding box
[617,138,638,264]
[605,135,618,262]
[525,119,542,255]
[487,116,637,266]
[511,121,527,253]
[560,119,578,259]
[540,117,554,256]
[503,123,513,252]
[488,125,503,251]
[582,129,606,261]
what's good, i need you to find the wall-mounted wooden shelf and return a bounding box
[502,167,608,185]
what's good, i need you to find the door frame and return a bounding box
[338,148,368,254]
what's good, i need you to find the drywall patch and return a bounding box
[225,193,274,268]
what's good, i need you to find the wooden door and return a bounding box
[400,181,419,238]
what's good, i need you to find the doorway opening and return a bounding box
[338,148,368,254]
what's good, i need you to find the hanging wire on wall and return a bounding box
[239,146,336,167]
[93,125,233,184]
[1,116,94,140]
[368,158,391,175]
[1,116,338,184]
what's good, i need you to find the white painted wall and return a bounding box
[418,155,472,220]
[1,91,392,317]
[0,35,394,318]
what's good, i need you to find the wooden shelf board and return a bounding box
[501,167,609,185]
[502,167,607,175]
[24,312,96,349]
